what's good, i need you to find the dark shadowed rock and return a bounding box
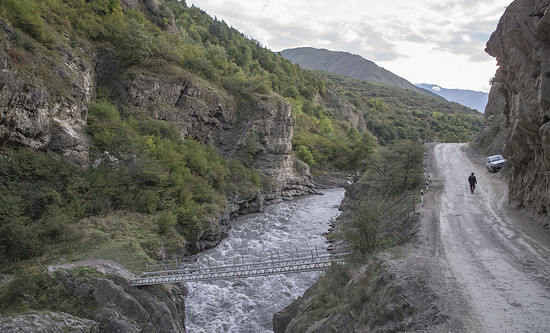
[483,0,550,216]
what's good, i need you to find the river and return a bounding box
[184,188,345,332]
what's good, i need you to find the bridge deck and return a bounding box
[131,250,349,286]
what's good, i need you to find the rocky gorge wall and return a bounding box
[0,21,92,166]
[483,0,550,215]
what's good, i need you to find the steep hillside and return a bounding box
[318,72,483,145]
[474,0,550,216]
[0,0,322,330]
[416,83,489,112]
[280,47,437,97]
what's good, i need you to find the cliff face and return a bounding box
[484,0,550,215]
[1,3,313,329]
[97,61,314,201]
[0,21,92,166]
[0,24,313,202]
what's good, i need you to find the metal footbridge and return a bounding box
[131,194,415,287]
[131,248,349,286]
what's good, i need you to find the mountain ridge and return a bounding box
[280,47,439,98]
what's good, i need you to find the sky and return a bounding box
[188,0,513,93]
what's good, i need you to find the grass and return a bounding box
[43,211,185,273]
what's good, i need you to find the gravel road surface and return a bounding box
[387,143,550,332]
[433,143,550,332]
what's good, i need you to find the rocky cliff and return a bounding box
[0,1,314,330]
[482,0,550,216]
[0,23,313,201]
[96,61,314,201]
[0,21,92,166]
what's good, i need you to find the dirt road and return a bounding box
[431,143,550,332]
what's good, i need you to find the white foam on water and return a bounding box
[185,188,345,333]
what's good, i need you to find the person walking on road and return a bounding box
[468,172,477,193]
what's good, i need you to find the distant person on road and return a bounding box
[468,172,477,193]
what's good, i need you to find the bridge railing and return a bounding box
[131,248,350,286]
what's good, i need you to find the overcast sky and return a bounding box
[188,0,513,92]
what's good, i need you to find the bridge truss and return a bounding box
[131,248,349,286]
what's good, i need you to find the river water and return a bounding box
[185,188,345,332]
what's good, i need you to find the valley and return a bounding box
[1,0,549,332]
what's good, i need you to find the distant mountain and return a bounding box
[280,47,438,98]
[416,84,488,112]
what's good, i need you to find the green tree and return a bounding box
[118,18,153,66]
[296,145,315,166]
[363,140,424,197]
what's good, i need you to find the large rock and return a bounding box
[484,0,550,216]
[51,260,186,333]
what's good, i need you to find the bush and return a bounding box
[118,18,153,66]
[0,0,49,42]
[157,211,176,235]
[136,189,159,214]
[88,101,120,121]
[336,198,383,255]
[296,145,315,166]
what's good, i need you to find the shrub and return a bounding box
[88,101,120,121]
[296,145,315,166]
[118,18,154,66]
[157,211,176,235]
[136,189,159,214]
[336,198,383,255]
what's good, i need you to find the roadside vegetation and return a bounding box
[281,140,425,331]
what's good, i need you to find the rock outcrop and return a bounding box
[0,311,98,333]
[483,0,550,215]
[0,260,186,333]
[1,3,314,199]
[98,63,315,201]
